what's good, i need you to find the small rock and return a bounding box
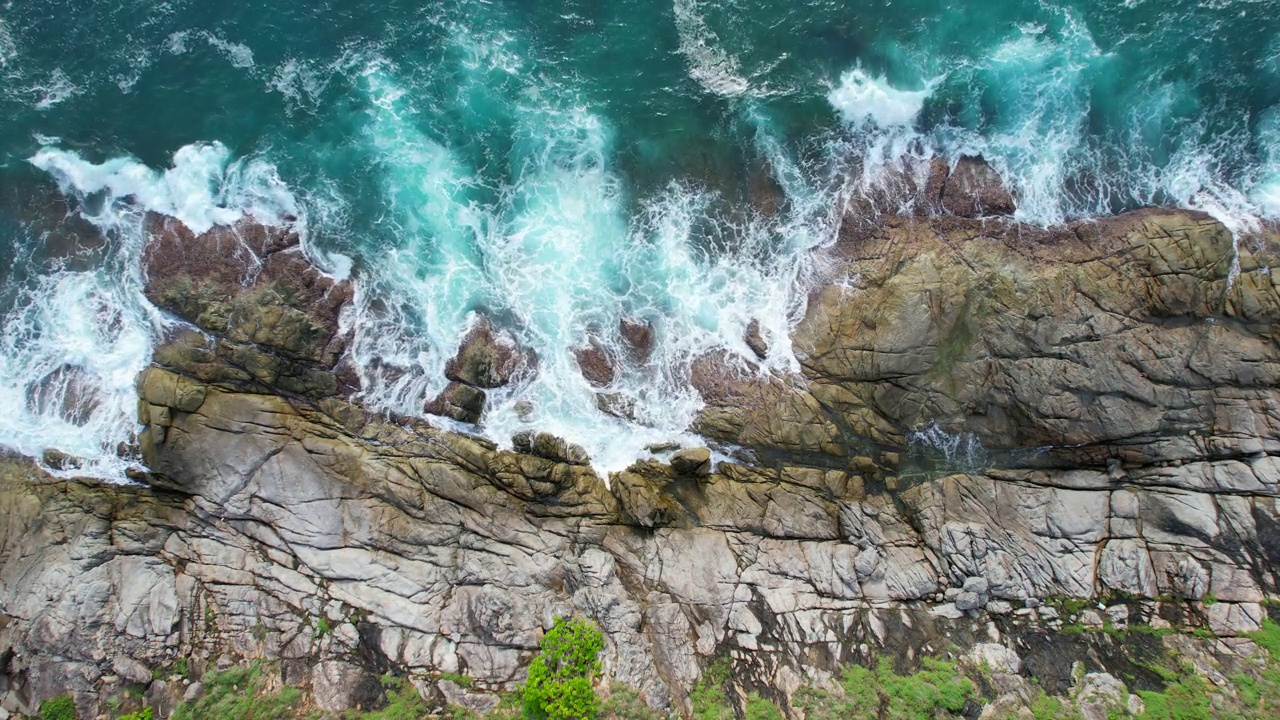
[1127,694,1146,716]
[930,603,965,620]
[962,577,990,595]
[424,382,486,424]
[1207,602,1265,636]
[944,587,962,601]
[596,392,636,421]
[967,643,1022,674]
[619,317,654,364]
[744,320,769,360]
[986,600,1013,615]
[183,683,205,703]
[512,431,591,466]
[312,661,380,712]
[670,447,712,477]
[145,680,176,720]
[112,656,152,685]
[955,591,983,611]
[1080,609,1105,628]
[573,338,616,387]
[1106,605,1129,626]
[646,442,680,454]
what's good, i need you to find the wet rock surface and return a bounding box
[1,203,1280,717]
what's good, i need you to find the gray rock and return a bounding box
[955,591,983,611]
[182,683,204,703]
[439,680,498,716]
[112,657,151,685]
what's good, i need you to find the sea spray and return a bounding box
[1,142,300,478]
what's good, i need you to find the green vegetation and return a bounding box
[348,676,431,720]
[89,618,1280,720]
[315,616,332,637]
[520,617,606,720]
[690,658,733,720]
[171,662,303,720]
[39,696,77,720]
[598,684,657,720]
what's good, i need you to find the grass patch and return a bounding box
[39,696,76,720]
[171,662,302,720]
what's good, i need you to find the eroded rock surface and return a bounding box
[1,206,1279,717]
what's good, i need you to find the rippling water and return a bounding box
[0,0,1277,477]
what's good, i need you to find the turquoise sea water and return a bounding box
[1,0,1278,476]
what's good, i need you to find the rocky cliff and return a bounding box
[2,177,1280,718]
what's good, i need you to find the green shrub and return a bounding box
[520,617,606,720]
[793,664,880,720]
[355,676,431,720]
[742,693,783,720]
[690,659,733,720]
[119,709,153,720]
[878,657,974,720]
[40,696,77,720]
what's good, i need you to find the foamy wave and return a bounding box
[1,143,302,479]
[672,0,751,98]
[340,53,841,475]
[827,69,933,128]
[31,142,298,235]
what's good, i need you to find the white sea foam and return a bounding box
[1,142,301,479]
[165,31,189,55]
[827,69,933,128]
[30,142,298,235]
[0,18,15,67]
[672,0,751,97]
[203,32,254,69]
[31,68,81,110]
[338,49,843,476]
[269,58,328,109]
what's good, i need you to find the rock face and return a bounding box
[1,205,1279,717]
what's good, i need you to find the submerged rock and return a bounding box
[619,317,654,364]
[744,319,769,360]
[573,337,616,387]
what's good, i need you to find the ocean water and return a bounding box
[0,0,1277,478]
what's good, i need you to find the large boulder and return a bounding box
[444,317,530,389]
[939,155,1015,217]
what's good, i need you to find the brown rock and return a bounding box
[512,431,591,466]
[619,317,654,364]
[444,317,527,389]
[939,155,1015,217]
[744,320,769,360]
[142,214,351,363]
[573,338,616,387]
[670,447,712,477]
[424,382,487,424]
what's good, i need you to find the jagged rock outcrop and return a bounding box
[1,206,1279,718]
